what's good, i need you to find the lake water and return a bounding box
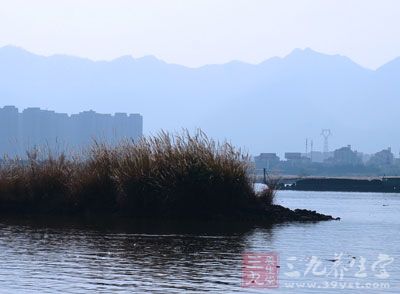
[0,191,398,293]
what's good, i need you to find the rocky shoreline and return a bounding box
[0,208,339,227]
[0,203,339,224]
[187,203,340,224]
[262,204,339,223]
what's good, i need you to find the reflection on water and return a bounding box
[0,191,399,293]
[0,219,268,293]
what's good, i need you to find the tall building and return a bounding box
[0,106,20,157]
[368,148,394,167]
[254,153,280,170]
[328,145,362,166]
[0,106,143,157]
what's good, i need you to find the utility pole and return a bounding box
[306,138,309,158]
[311,140,314,162]
[263,168,267,185]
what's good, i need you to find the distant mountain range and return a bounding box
[0,45,399,155]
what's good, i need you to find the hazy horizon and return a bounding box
[1,0,400,156]
[1,44,399,156]
[0,44,399,70]
[1,0,400,69]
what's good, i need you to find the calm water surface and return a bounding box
[0,191,399,293]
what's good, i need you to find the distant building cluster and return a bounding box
[0,106,143,157]
[255,145,400,176]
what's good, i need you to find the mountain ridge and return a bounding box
[0,45,399,155]
[1,45,398,70]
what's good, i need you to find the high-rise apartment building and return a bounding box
[0,106,143,157]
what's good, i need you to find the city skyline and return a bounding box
[0,105,143,157]
[254,146,399,176]
[1,104,397,160]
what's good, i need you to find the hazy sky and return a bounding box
[0,0,399,69]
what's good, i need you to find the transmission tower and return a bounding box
[321,129,332,155]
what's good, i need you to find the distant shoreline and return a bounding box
[278,177,400,193]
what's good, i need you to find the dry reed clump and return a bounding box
[257,176,281,206]
[0,131,264,218]
[0,149,75,213]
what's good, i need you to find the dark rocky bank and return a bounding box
[262,204,339,223]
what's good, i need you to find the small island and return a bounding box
[0,131,337,223]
